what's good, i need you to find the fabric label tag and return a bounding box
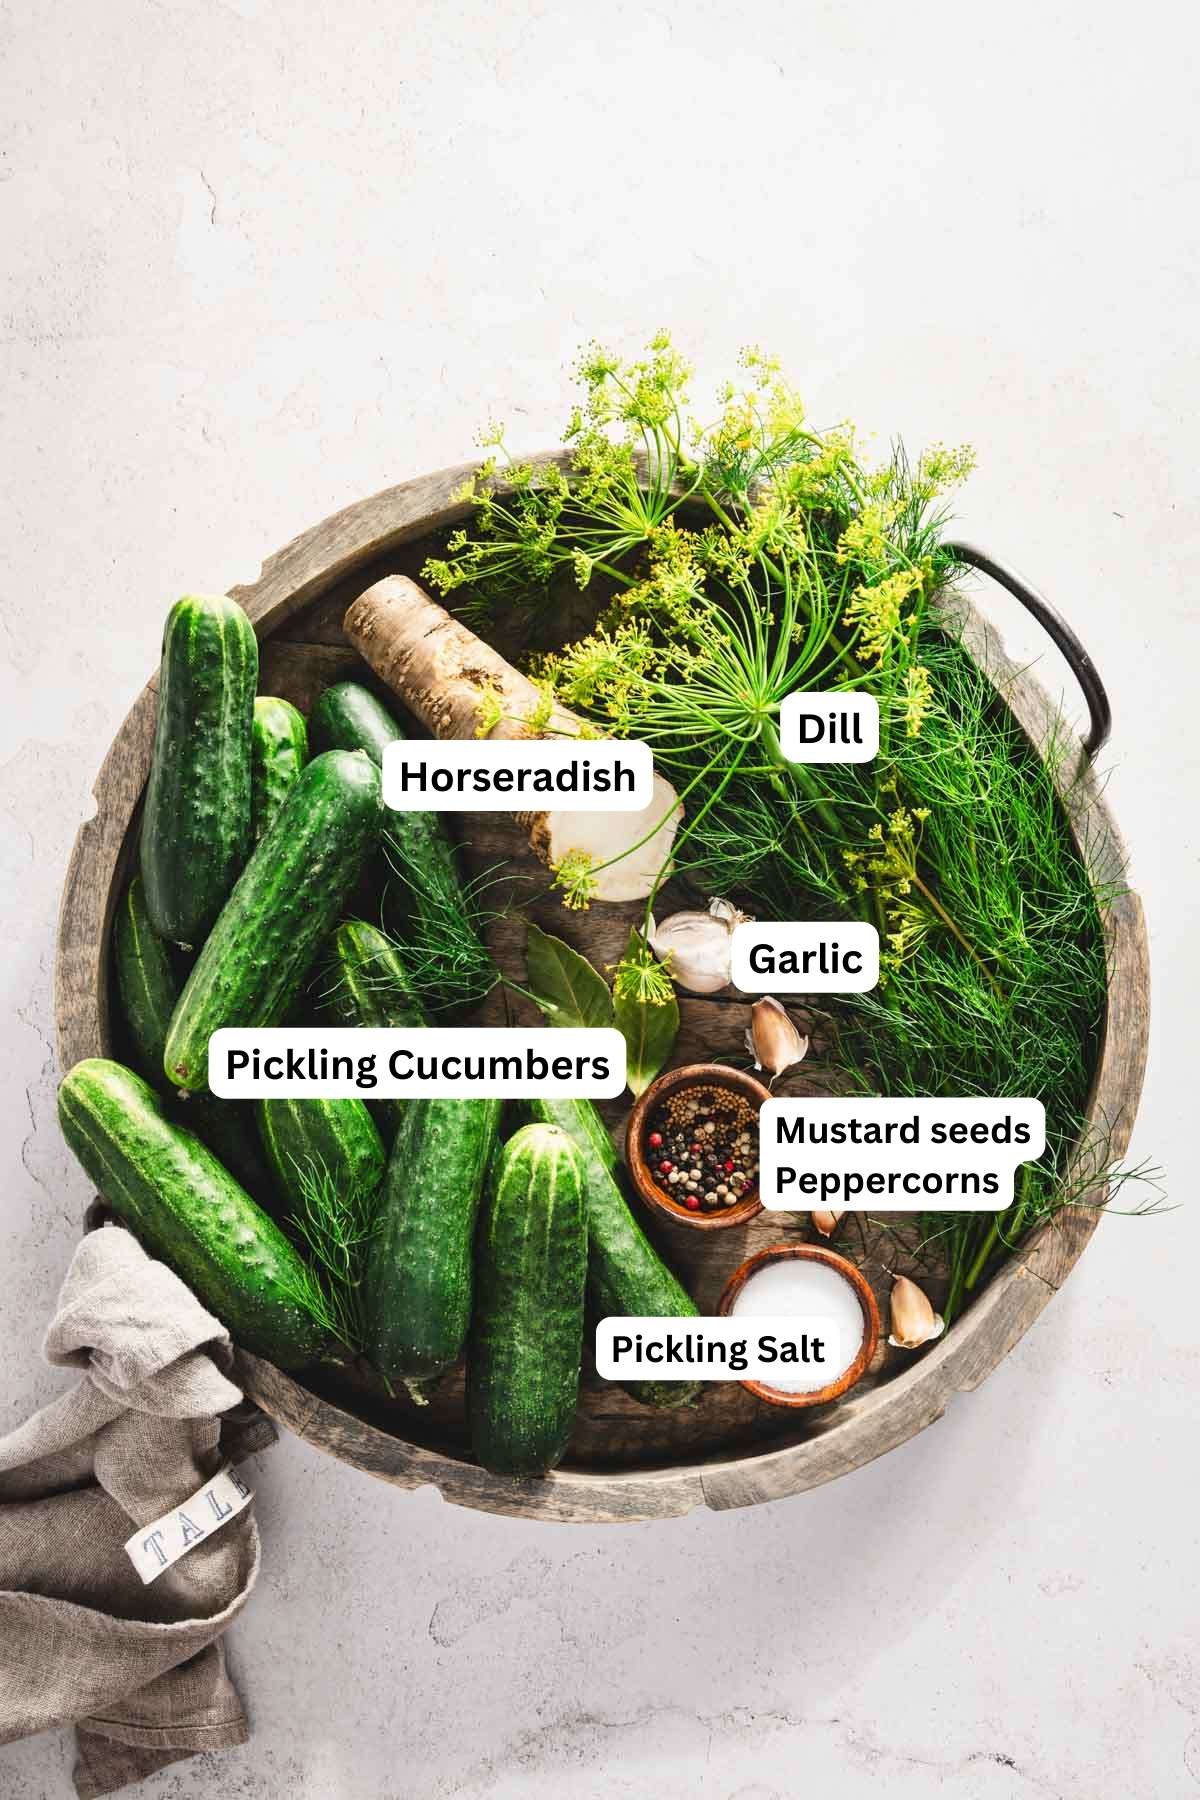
[124,1464,254,1585]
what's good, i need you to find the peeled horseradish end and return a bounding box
[525,770,683,905]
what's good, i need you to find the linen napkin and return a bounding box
[0,1223,274,1797]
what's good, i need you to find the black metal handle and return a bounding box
[944,541,1111,758]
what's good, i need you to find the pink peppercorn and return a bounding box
[658,1160,673,1176]
[684,1193,700,1211]
[648,1131,663,1149]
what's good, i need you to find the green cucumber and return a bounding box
[321,920,425,1141]
[140,594,258,947]
[469,1122,586,1476]
[321,919,425,1031]
[113,876,271,1193]
[57,1059,328,1368]
[176,1093,274,1203]
[164,750,383,1092]
[522,1096,701,1410]
[309,680,407,766]
[364,1097,501,1385]
[251,696,309,840]
[310,681,485,1003]
[114,874,182,1088]
[257,1095,385,1217]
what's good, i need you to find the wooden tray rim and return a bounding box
[54,454,1151,1523]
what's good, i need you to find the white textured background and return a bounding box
[2,2,1196,1795]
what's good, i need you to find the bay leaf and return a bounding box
[524,921,614,1030]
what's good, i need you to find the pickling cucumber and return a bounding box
[58,1059,328,1368]
[114,874,182,1088]
[140,594,258,947]
[364,1096,501,1385]
[309,680,406,767]
[522,1096,701,1410]
[469,1122,587,1477]
[257,1095,385,1218]
[251,696,309,840]
[321,919,425,1141]
[164,750,383,1092]
[310,681,483,993]
[113,874,272,1194]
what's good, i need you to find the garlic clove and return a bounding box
[745,997,809,1081]
[708,897,753,929]
[887,1275,946,1349]
[811,1208,844,1238]
[648,901,749,995]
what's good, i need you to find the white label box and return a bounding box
[382,738,655,811]
[209,1027,626,1099]
[779,693,879,763]
[731,921,879,993]
[760,1096,1046,1212]
[594,1316,846,1385]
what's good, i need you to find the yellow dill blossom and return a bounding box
[916,442,975,496]
[610,937,676,1006]
[473,682,505,738]
[551,849,599,911]
[845,568,923,664]
[835,501,900,567]
[526,682,556,735]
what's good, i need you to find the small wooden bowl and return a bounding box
[626,1063,769,1231]
[717,1244,880,1408]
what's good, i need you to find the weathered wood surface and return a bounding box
[54,456,1151,1523]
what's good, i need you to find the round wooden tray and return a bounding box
[54,457,1150,1523]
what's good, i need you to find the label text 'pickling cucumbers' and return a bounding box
[210,1028,626,1098]
[759,1097,1046,1211]
[382,739,654,811]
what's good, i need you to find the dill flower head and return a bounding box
[845,569,923,664]
[550,849,599,911]
[611,931,676,1006]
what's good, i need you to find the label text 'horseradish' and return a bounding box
[382,739,654,811]
[209,1028,626,1099]
[594,1316,845,1383]
[730,921,879,993]
[760,1097,1046,1212]
[779,693,879,763]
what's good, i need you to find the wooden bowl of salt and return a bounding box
[717,1244,880,1407]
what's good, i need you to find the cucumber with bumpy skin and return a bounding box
[140,594,258,947]
[58,1058,328,1368]
[164,750,383,1092]
[251,696,309,840]
[469,1122,587,1476]
[309,681,406,766]
[364,1096,501,1385]
[257,1095,385,1218]
[114,874,272,1194]
[321,919,425,1141]
[310,681,489,1009]
[521,1096,701,1410]
[114,874,182,1088]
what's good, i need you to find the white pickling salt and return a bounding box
[730,1256,866,1393]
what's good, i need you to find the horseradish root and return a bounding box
[344,575,682,901]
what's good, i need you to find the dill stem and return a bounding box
[909,872,1006,999]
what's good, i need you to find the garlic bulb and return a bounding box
[811,1208,844,1238]
[887,1275,946,1349]
[745,997,809,1081]
[648,898,752,995]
